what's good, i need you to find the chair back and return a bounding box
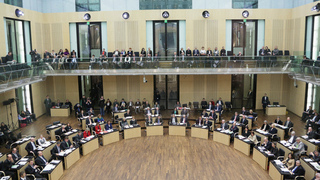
[193,102,199,108]
[225,102,231,108]
[279,148,285,156]
[256,135,261,142]
[182,104,187,107]
[46,124,52,129]
[53,121,60,125]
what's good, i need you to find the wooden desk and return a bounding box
[254,129,271,144]
[301,158,320,180]
[82,137,99,156]
[63,130,79,144]
[16,138,31,157]
[269,160,290,180]
[101,130,120,146]
[234,137,252,156]
[47,124,62,140]
[13,156,31,180]
[41,160,64,180]
[191,126,208,140]
[124,126,141,139]
[228,122,242,135]
[0,154,6,162]
[50,108,70,117]
[40,142,56,160]
[277,142,297,159]
[300,136,318,154]
[113,111,125,120]
[64,148,80,169]
[252,147,269,170]
[274,126,286,140]
[146,125,163,136]
[266,106,286,116]
[169,125,186,136]
[213,130,230,146]
[81,118,86,130]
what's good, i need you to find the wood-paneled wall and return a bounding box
[31,80,47,117]
[0,90,18,129]
[103,75,154,103]
[180,75,232,105]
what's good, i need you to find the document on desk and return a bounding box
[51,160,60,164]
[310,162,320,170]
[238,135,245,139]
[202,126,207,129]
[58,152,65,156]
[280,168,289,172]
[274,160,283,165]
[18,161,27,165]
[304,158,313,162]
[43,164,55,171]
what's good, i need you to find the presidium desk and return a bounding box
[266,105,286,116]
[50,108,70,117]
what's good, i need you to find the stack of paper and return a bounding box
[18,161,26,166]
[238,135,245,139]
[281,168,289,172]
[107,129,113,133]
[310,162,320,170]
[72,129,77,132]
[51,160,60,164]
[58,152,65,156]
[126,116,132,119]
[301,135,308,139]
[202,126,207,129]
[43,164,55,171]
[217,128,222,131]
[274,160,283,165]
[304,158,313,162]
[129,125,133,128]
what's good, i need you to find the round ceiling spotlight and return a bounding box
[242,10,249,18]
[83,13,91,20]
[122,12,130,19]
[162,11,169,18]
[15,9,24,17]
[202,10,210,18]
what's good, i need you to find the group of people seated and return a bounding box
[18,108,37,126]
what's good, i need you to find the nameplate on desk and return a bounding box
[125,116,133,119]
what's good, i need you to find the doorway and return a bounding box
[77,23,101,59]
[231,74,257,109]
[78,76,103,109]
[153,21,179,58]
[154,75,179,109]
[232,20,257,56]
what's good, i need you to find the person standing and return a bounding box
[261,93,269,114]
[98,96,105,116]
[44,95,52,116]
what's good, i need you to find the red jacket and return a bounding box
[95,125,101,134]
[83,131,91,138]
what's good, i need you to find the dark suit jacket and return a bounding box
[270,147,279,157]
[291,165,305,176]
[11,152,21,162]
[230,125,239,133]
[209,112,217,120]
[181,110,188,115]
[145,110,152,115]
[231,115,239,122]
[35,156,47,168]
[61,140,72,150]
[153,110,161,115]
[269,128,278,134]
[260,124,270,131]
[216,100,224,106]
[186,50,192,56]
[207,104,214,110]
[196,119,203,125]
[284,121,293,128]
[74,134,83,143]
[203,121,212,127]
[288,135,297,144]
[25,142,37,153]
[215,106,222,112]
[193,49,199,56]
[105,124,113,130]
[201,101,207,108]
[240,118,248,125]
[121,121,128,127]
[180,117,188,124]
[262,96,269,106]
[274,119,283,125]
[3,159,14,171]
[171,117,178,124]
[25,164,40,175]
[307,131,315,139]
[221,123,229,130]
[86,118,93,125]
[51,145,61,155]
[263,141,272,151]
[201,112,208,117]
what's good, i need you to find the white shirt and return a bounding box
[288,136,294,144]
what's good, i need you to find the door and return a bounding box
[78,76,103,110]
[153,21,179,58]
[77,23,101,59]
[232,20,257,56]
[231,74,256,109]
[154,75,179,109]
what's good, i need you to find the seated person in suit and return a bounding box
[269,142,279,158]
[3,154,16,179]
[135,99,141,113]
[65,123,73,132]
[203,118,212,129]
[155,116,162,124]
[95,123,102,134]
[288,131,297,144]
[302,106,314,121]
[207,101,214,110]
[196,117,203,126]
[25,159,43,178]
[261,137,272,151]
[124,109,132,117]
[242,127,250,138]
[20,171,26,180]
[230,122,239,134]
[57,125,67,140]
[11,148,21,162]
[239,116,248,126]
[35,151,48,169]
[96,114,104,123]
[170,114,178,124]
[25,137,37,156]
[260,120,270,131]
[120,99,126,110]
[172,108,178,115]
[201,110,208,118]
[306,127,315,139]
[274,116,283,125]
[240,107,248,116]
[220,120,229,130]
[145,107,152,115]
[113,104,119,112]
[130,116,137,125]
[216,97,224,107]
[180,114,188,125]
[61,137,73,150]
[86,116,94,127]
[146,115,153,125]
[306,112,320,129]
[105,120,113,130]
[153,107,161,116]
[175,101,181,108]
[200,98,207,109]
[291,138,305,159]
[309,151,320,162]
[154,102,160,109]
[208,110,217,122]
[247,109,254,119]
[231,112,239,122]
[284,117,294,137]
[269,124,278,134]
[145,101,150,108]
[55,100,63,107]
[83,128,91,138]
[121,118,128,129]
[282,153,295,170]
[215,104,222,115]
[78,110,86,119]
[180,107,188,116]
[87,108,95,117]
[287,160,305,179]
[248,131,259,145]
[74,131,84,145]
[313,173,320,180]
[50,142,62,160]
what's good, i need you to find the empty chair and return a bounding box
[193,102,199,112]
[284,50,290,56]
[182,104,187,107]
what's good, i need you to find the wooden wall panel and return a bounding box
[128,76,140,101]
[51,23,63,52]
[272,20,284,50]
[180,75,194,105]
[207,20,219,49]
[216,75,231,102]
[42,24,51,52]
[0,90,18,129]
[114,21,126,50]
[139,75,153,103]
[127,21,139,52]
[293,18,301,54]
[65,76,79,104]
[35,23,43,54]
[193,20,205,49]
[193,75,205,101]
[32,81,47,117]
[116,76,128,100]
[284,19,294,53]
[103,76,117,101]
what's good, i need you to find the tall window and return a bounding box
[140,0,192,10]
[4,0,22,7]
[76,0,100,12]
[232,0,258,9]
[306,83,317,110]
